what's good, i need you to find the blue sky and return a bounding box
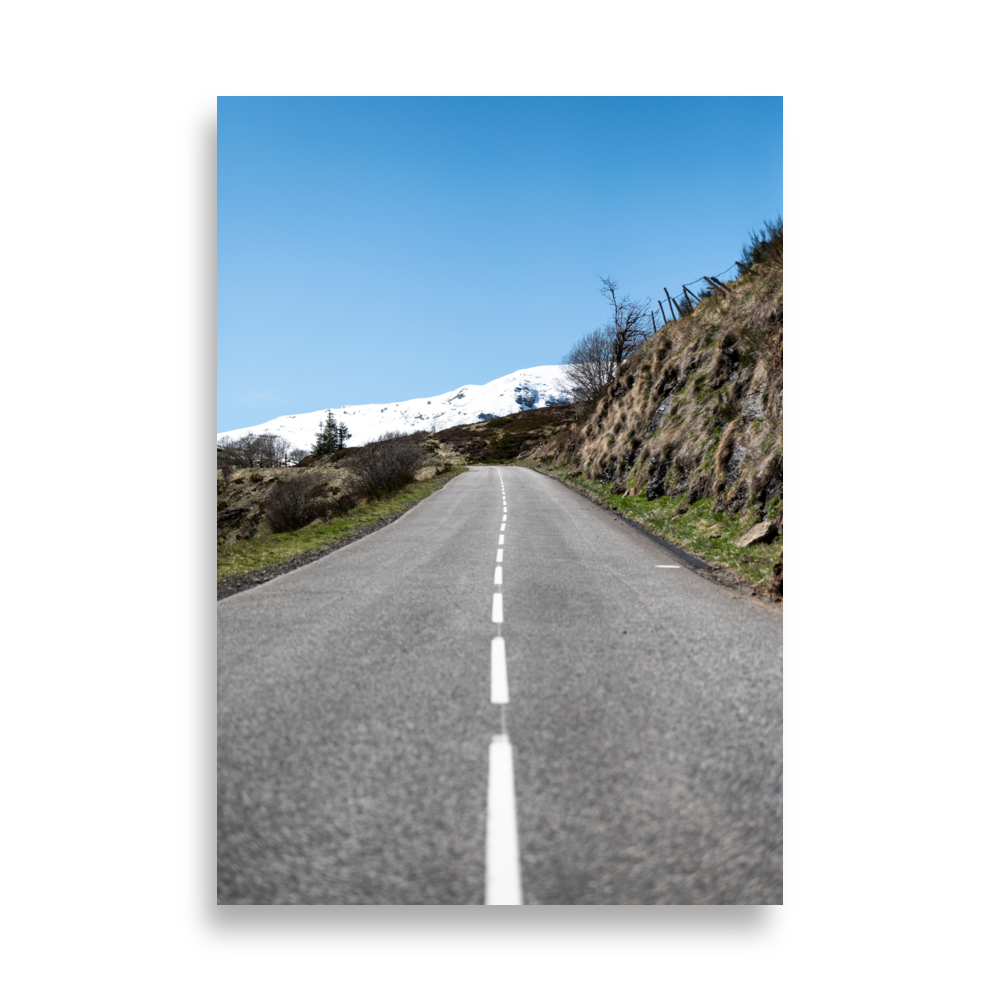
[218,97,782,433]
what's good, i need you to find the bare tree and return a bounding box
[561,326,617,402]
[255,434,291,468]
[599,275,651,369]
[217,432,291,468]
[217,435,236,468]
[221,433,258,468]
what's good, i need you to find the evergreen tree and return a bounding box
[312,411,352,456]
[312,410,340,457]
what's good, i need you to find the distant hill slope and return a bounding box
[217,365,571,451]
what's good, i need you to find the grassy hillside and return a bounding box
[533,230,781,511]
[217,466,465,596]
[522,223,783,598]
[217,438,466,597]
[217,437,462,545]
[433,404,580,462]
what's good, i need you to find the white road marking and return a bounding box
[655,565,680,568]
[498,534,505,545]
[502,514,507,522]
[492,593,503,623]
[490,636,509,704]
[494,565,503,585]
[485,734,522,905]
[496,549,503,562]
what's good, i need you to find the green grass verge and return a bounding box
[518,461,781,588]
[217,467,467,584]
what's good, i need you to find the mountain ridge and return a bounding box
[218,365,571,451]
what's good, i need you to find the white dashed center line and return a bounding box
[490,636,508,704]
[483,468,522,905]
[656,565,680,568]
[485,734,522,905]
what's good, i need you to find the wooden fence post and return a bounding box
[704,275,729,295]
[663,289,677,320]
[658,300,669,325]
[682,285,696,309]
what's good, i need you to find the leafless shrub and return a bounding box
[263,474,330,532]
[343,431,424,499]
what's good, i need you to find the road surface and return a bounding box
[218,465,782,904]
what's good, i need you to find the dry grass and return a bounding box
[527,239,782,520]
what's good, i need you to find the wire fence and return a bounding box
[647,260,755,334]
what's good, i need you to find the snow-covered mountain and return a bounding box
[217,365,573,452]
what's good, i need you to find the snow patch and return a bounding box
[218,365,572,451]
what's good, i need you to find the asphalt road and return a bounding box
[218,465,782,904]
